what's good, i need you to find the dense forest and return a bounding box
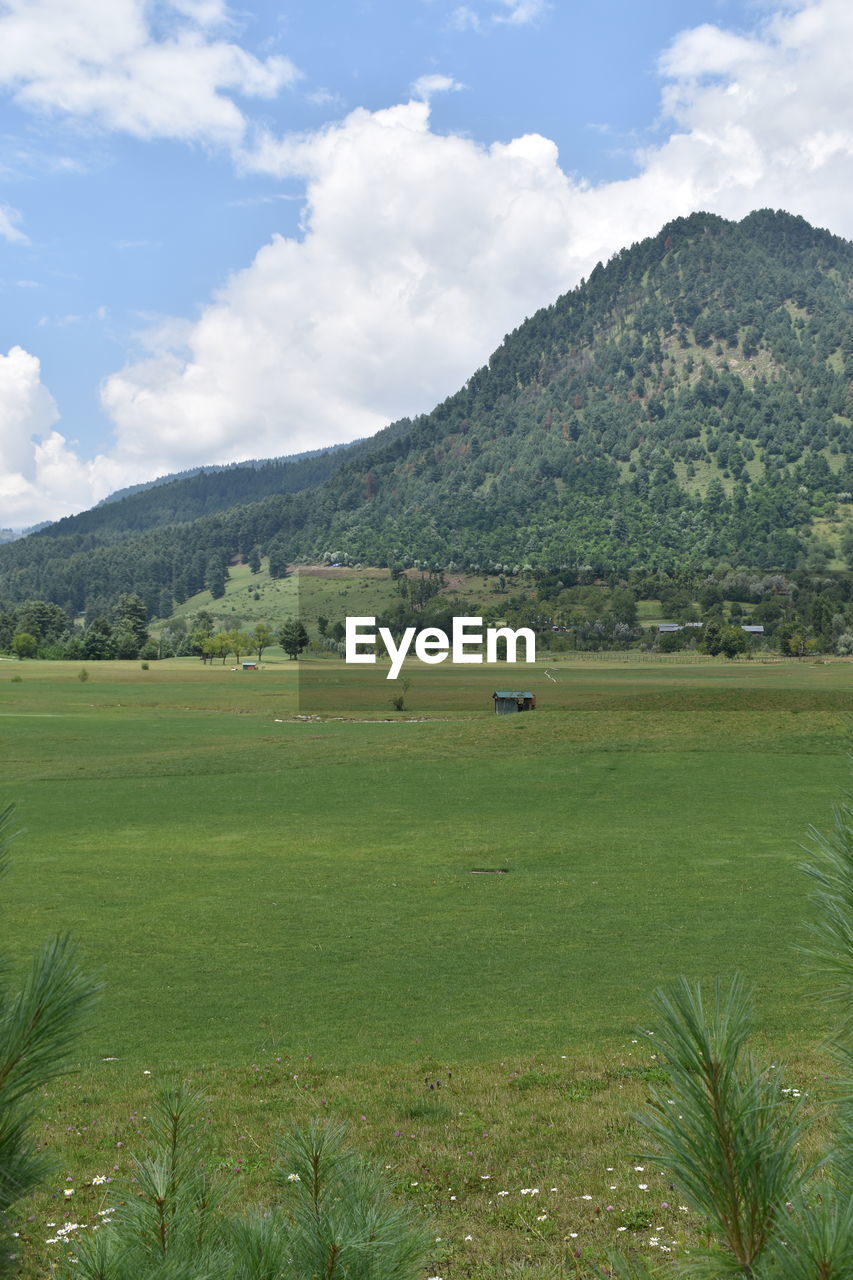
[90,441,360,510]
[0,209,851,621]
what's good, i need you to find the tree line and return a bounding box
[0,594,314,664]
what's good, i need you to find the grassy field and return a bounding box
[12,1042,834,1280]
[1,654,849,1277]
[2,655,849,1064]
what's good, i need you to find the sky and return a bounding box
[1,0,852,528]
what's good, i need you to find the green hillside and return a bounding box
[0,209,851,616]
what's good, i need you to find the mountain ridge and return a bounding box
[1,208,851,614]
[91,441,361,511]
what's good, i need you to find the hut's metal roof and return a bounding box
[493,691,534,698]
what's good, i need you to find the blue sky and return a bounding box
[1,0,852,526]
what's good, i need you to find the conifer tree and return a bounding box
[0,807,100,1273]
[607,794,853,1279]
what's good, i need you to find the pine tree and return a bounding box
[279,619,309,659]
[608,795,853,1279]
[62,1104,429,1280]
[205,555,227,600]
[112,593,149,646]
[0,807,100,1270]
[267,538,289,579]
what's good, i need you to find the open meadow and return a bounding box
[1,654,850,1277]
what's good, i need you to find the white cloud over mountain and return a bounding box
[0,345,141,526]
[0,346,78,524]
[4,0,853,525]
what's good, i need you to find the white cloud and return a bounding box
[411,73,466,100]
[449,7,482,32]
[169,0,229,23]
[0,348,147,528]
[450,0,550,30]
[0,201,27,244]
[306,87,342,108]
[7,0,853,525]
[0,346,122,526]
[0,347,58,473]
[494,0,551,26]
[101,103,592,478]
[644,0,853,229]
[0,0,298,149]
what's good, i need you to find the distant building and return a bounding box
[741,625,765,635]
[658,623,681,633]
[241,661,258,669]
[493,691,536,714]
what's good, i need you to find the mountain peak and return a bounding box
[1,210,850,610]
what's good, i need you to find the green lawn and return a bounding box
[2,656,849,1069]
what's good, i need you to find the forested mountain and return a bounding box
[91,443,358,511]
[1,209,851,617]
[41,439,374,538]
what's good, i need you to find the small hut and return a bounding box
[493,690,536,715]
